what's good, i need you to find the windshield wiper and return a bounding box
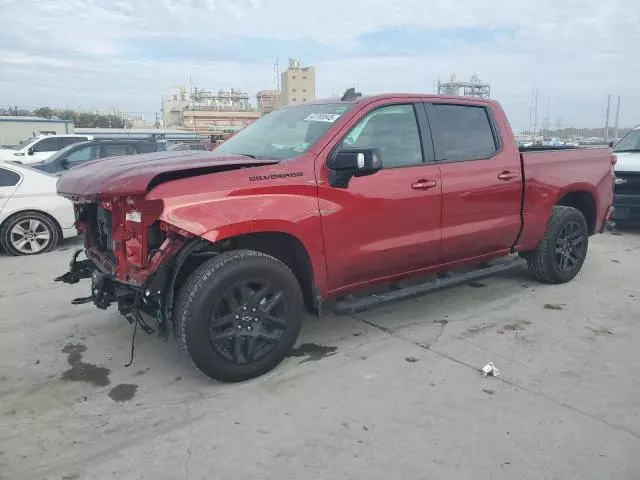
[231,153,257,159]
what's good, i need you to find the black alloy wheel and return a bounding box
[173,250,304,382]
[526,206,589,284]
[554,220,585,272]
[209,278,288,364]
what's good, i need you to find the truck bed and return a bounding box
[517,147,615,251]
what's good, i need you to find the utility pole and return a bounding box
[154,112,160,129]
[532,89,539,135]
[604,95,611,143]
[613,95,621,140]
[274,58,280,91]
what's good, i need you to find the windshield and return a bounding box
[213,103,353,160]
[613,130,640,152]
[7,137,37,150]
[40,142,84,164]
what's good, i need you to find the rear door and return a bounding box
[317,101,442,291]
[0,167,22,213]
[425,102,522,263]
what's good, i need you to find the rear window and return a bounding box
[102,144,136,157]
[137,143,163,154]
[60,137,87,147]
[0,167,21,187]
[427,104,498,162]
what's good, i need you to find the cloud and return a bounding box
[1,0,639,129]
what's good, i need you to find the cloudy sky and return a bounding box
[1,0,639,130]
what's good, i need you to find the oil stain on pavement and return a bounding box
[288,343,337,363]
[108,384,138,402]
[60,344,111,387]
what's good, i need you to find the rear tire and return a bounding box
[0,211,60,256]
[526,206,588,284]
[173,250,304,382]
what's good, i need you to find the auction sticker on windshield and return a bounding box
[304,113,341,123]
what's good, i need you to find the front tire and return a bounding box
[526,206,589,284]
[0,211,60,256]
[173,250,304,382]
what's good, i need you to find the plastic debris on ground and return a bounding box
[481,361,500,377]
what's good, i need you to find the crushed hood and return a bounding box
[56,151,278,200]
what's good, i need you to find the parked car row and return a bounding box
[0,136,183,255]
[0,162,76,255]
[0,134,92,164]
[32,139,166,175]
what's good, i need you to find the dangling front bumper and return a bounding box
[54,249,95,285]
[54,247,178,337]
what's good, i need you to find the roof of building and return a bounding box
[0,116,73,123]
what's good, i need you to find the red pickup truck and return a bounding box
[56,90,615,382]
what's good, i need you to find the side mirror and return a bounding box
[27,147,35,155]
[609,141,614,148]
[327,148,382,188]
[60,158,69,169]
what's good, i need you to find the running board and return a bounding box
[333,257,523,315]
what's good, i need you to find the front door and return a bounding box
[317,102,442,292]
[425,102,523,263]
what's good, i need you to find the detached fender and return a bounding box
[157,192,329,293]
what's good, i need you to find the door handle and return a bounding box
[497,171,518,181]
[411,179,437,190]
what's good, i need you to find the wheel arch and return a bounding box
[166,230,321,323]
[555,189,597,235]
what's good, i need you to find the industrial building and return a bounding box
[280,59,316,106]
[161,87,259,140]
[437,74,490,99]
[181,110,260,138]
[0,116,74,147]
[257,90,281,114]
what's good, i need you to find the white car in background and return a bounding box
[0,134,92,164]
[0,162,76,255]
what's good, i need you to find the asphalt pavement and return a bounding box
[1,231,639,479]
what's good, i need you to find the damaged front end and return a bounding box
[55,197,204,338]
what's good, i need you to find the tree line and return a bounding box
[0,106,131,128]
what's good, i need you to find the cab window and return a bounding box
[64,144,95,165]
[101,144,136,157]
[32,137,60,152]
[340,104,424,168]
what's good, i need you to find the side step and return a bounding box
[334,257,523,315]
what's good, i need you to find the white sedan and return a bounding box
[0,162,76,255]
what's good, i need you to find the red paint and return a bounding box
[57,94,614,297]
